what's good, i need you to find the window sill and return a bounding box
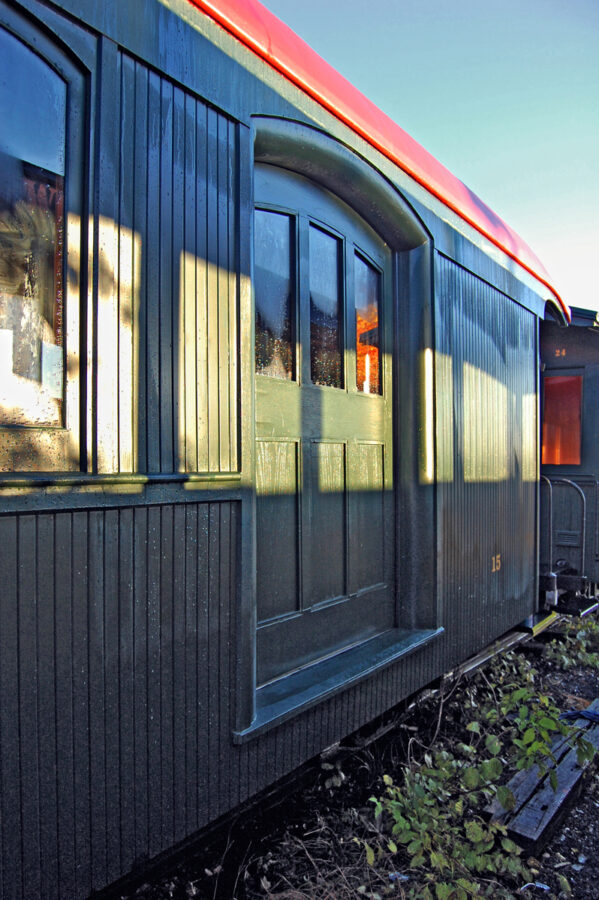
[233,626,444,744]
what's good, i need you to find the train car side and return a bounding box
[0,1,563,896]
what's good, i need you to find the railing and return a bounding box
[541,475,587,576]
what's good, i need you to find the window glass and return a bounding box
[542,374,582,465]
[309,224,342,388]
[354,253,380,394]
[0,28,66,427]
[254,209,294,379]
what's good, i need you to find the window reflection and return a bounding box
[0,28,66,427]
[309,225,342,388]
[542,375,582,465]
[354,253,380,394]
[254,209,294,379]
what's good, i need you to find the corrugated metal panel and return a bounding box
[435,254,537,660]
[95,52,239,475]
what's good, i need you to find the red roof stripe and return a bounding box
[187,0,569,321]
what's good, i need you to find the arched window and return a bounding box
[0,28,66,429]
[0,16,84,471]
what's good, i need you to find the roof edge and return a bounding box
[187,0,570,322]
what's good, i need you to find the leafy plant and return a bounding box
[359,645,595,898]
[359,748,529,899]
[544,615,599,670]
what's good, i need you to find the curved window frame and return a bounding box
[0,5,86,473]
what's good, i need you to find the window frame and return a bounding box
[0,7,86,473]
[253,169,388,397]
[541,370,584,467]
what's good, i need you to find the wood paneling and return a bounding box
[348,441,385,592]
[307,441,346,606]
[435,253,538,658]
[95,51,239,475]
[0,500,238,897]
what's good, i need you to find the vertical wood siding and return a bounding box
[435,253,538,661]
[0,501,238,898]
[95,51,239,475]
[0,496,451,900]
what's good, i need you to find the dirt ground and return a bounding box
[113,621,599,900]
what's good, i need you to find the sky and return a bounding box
[261,0,599,313]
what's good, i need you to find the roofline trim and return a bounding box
[187,0,570,322]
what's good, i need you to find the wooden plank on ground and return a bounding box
[488,698,599,853]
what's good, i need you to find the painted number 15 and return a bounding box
[491,554,502,573]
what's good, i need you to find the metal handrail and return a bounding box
[540,475,553,571]
[544,476,587,574]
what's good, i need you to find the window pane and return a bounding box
[542,375,582,465]
[0,29,66,427]
[255,209,294,379]
[355,253,380,394]
[309,225,342,388]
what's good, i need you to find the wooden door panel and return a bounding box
[348,442,385,593]
[306,441,346,606]
[254,165,394,686]
[256,439,300,622]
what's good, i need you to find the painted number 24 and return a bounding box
[491,554,502,573]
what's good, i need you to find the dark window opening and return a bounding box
[309,224,343,388]
[254,209,295,379]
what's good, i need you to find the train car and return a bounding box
[0,0,570,897]
[540,306,599,614]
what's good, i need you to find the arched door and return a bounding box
[254,164,395,685]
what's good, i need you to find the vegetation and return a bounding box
[357,647,596,899]
[544,614,599,671]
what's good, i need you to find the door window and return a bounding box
[254,209,295,380]
[309,224,343,388]
[354,252,381,395]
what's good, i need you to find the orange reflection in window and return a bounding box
[355,254,380,394]
[356,308,379,394]
[542,375,582,465]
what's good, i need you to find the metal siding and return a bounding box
[118,505,136,873]
[435,254,537,660]
[0,518,20,896]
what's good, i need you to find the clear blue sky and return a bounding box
[262,0,599,313]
